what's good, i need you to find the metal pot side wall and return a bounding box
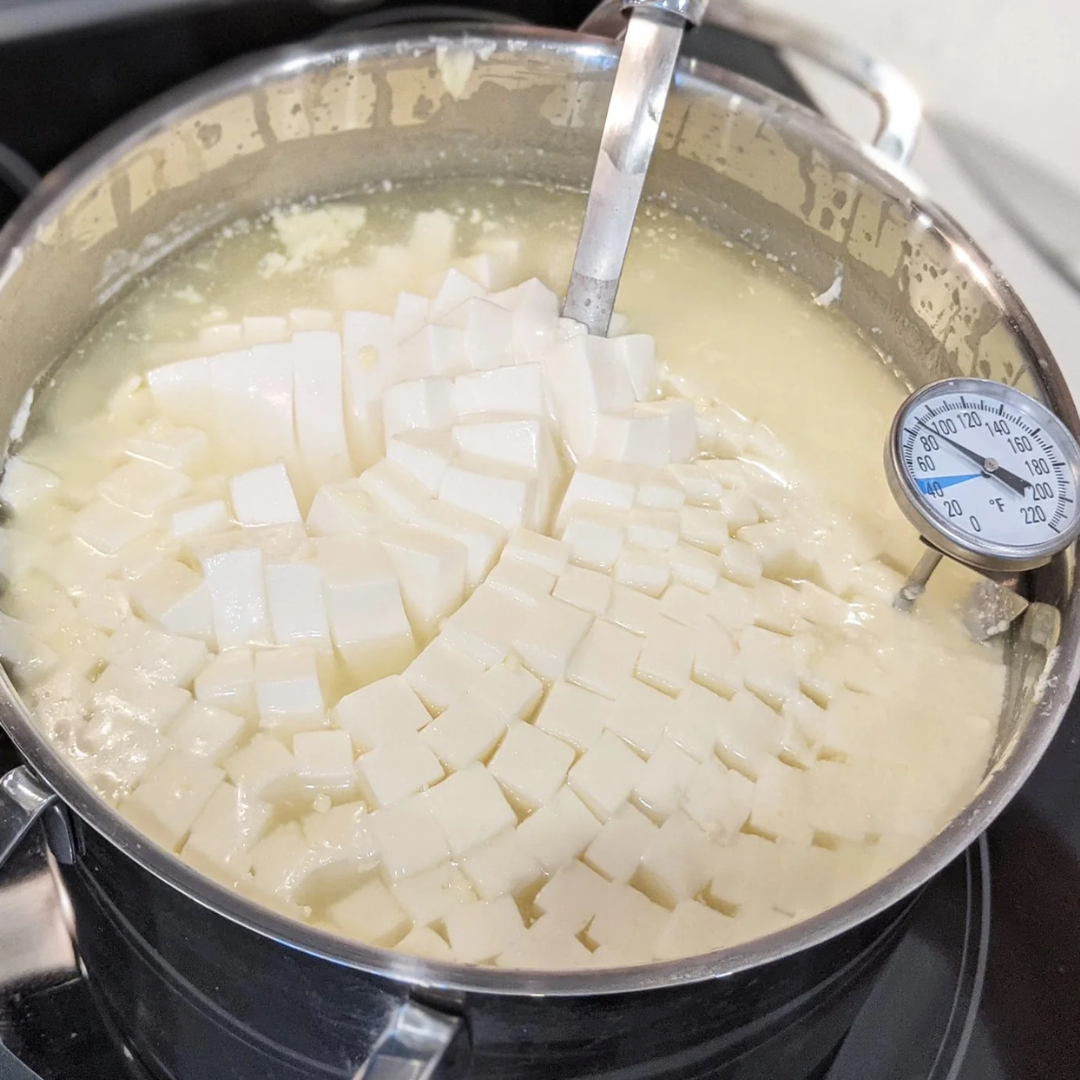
[62,824,913,1078]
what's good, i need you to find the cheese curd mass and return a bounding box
[0,184,1005,969]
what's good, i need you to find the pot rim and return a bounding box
[0,23,1075,998]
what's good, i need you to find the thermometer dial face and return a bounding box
[887,378,1080,571]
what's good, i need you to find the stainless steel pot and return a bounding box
[0,5,1075,1078]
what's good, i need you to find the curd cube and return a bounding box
[485,556,555,605]
[292,330,352,487]
[444,895,525,964]
[397,926,454,961]
[586,883,667,955]
[356,736,444,807]
[502,527,570,576]
[382,377,453,441]
[460,828,544,900]
[182,781,274,877]
[355,459,429,521]
[411,499,506,589]
[318,536,415,684]
[168,702,247,763]
[440,583,529,666]
[169,498,230,539]
[560,504,626,572]
[535,860,611,932]
[147,356,211,427]
[303,801,378,864]
[682,757,754,842]
[666,684,722,762]
[224,733,297,801]
[750,757,814,845]
[99,459,191,515]
[328,879,410,947]
[714,690,784,781]
[229,463,302,527]
[305,479,387,537]
[0,457,60,511]
[603,584,663,636]
[254,646,326,732]
[534,680,609,752]
[424,762,517,856]
[419,696,508,772]
[516,786,601,872]
[552,565,612,616]
[467,661,543,720]
[568,731,645,822]
[488,719,575,812]
[392,863,476,927]
[632,738,698,822]
[634,812,715,908]
[332,674,432,752]
[403,638,485,714]
[511,595,593,682]
[265,560,331,652]
[385,429,453,494]
[342,310,396,467]
[583,802,658,883]
[91,665,192,732]
[495,916,594,970]
[199,547,270,650]
[293,729,355,789]
[120,749,224,849]
[379,524,466,640]
[450,364,544,418]
[72,499,156,555]
[130,560,213,643]
[195,648,257,720]
[655,900,741,960]
[613,545,670,597]
[106,616,207,687]
[439,456,537,531]
[567,619,642,701]
[636,619,695,696]
[605,676,672,756]
[367,795,449,881]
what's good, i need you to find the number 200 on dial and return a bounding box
[886,378,1080,571]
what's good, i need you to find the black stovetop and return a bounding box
[0,3,1077,1078]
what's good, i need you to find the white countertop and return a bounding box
[754,0,1080,397]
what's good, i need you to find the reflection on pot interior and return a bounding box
[0,182,1003,969]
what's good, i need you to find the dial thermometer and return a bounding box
[885,377,1080,613]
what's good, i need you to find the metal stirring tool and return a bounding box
[563,0,708,334]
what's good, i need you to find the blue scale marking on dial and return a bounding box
[915,474,981,494]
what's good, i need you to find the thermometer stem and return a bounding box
[894,548,944,612]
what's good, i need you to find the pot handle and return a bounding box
[351,1000,462,1080]
[0,765,57,870]
[580,0,922,168]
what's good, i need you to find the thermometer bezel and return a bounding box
[885,377,1080,573]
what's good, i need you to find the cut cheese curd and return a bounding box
[0,189,1003,970]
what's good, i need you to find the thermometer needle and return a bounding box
[918,420,1032,496]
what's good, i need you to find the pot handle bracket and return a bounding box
[0,765,56,870]
[580,0,922,169]
[352,1000,462,1080]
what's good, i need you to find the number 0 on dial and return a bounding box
[886,377,1080,572]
